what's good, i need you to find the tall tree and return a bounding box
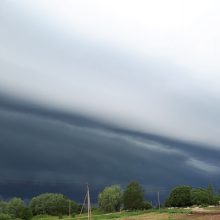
[98,185,122,212]
[207,184,214,205]
[123,181,144,210]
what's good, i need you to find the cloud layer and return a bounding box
[0,1,220,201]
[1,1,220,147]
[0,95,220,201]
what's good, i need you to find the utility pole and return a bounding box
[79,184,92,220]
[157,191,160,210]
[69,200,71,218]
[87,183,92,220]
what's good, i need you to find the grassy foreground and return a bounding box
[32,208,192,220]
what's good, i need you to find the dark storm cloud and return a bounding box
[1,93,220,202]
[2,1,220,148]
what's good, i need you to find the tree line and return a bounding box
[0,182,220,220]
[0,193,79,220]
[165,184,220,207]
[98,182,220,212]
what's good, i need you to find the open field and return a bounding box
[32,209,189,220]
[32,208,220,220]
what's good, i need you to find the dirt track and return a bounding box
[178,208,220,220]
[121,208,220,220]
[177,213,220,220]
[123,213,220,220]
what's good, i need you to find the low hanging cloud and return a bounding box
[0,1,220,201]
[0,94,220,201]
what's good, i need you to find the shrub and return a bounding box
[7,198,25,219]
[21,208,33,220]
[166,186,192,207]
[0,214,11,220]
[142,201,152,210]
[191,188,210,206]
[29,193,78,216]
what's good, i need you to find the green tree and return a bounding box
[213,195,220,205]
[0,201,8,214]
[123,181,144,210]
[0,214,11,220]
[21,208,33,220]
[7,198,25,219]
[191,188,209,206]
[207,184,214,205]
[98,185,122,212]
[166,186,192,207]
[29,193,78,216]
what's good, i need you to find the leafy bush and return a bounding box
[191,188,209,206]
[29,193,78,216]
[213,195,220,205]
[21,208,33,220]
[0,213,11,220]
[0,201,8,214]
[166,186,192,207]
[142,201,152,210]
[7,198,26,219]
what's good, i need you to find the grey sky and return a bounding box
[0,95,220,201]
[0,0,220,200]
[1,1,220,147]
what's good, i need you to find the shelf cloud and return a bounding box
[0,0,220,201]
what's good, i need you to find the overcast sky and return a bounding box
[0,0,220,201]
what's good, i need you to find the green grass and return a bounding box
[33,215,59,220]
[32,211,148,220]
[74,210,147,220]
[32,208,192,220]
[156,208,192,214]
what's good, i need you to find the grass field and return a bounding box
[32,208,193,220]
[31,207,220,220]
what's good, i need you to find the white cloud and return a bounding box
[17,0,220,74]
[186,158,219,174]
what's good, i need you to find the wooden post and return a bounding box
[158,191,160,210]
[87,183,92,220]
[69,200,71,218]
